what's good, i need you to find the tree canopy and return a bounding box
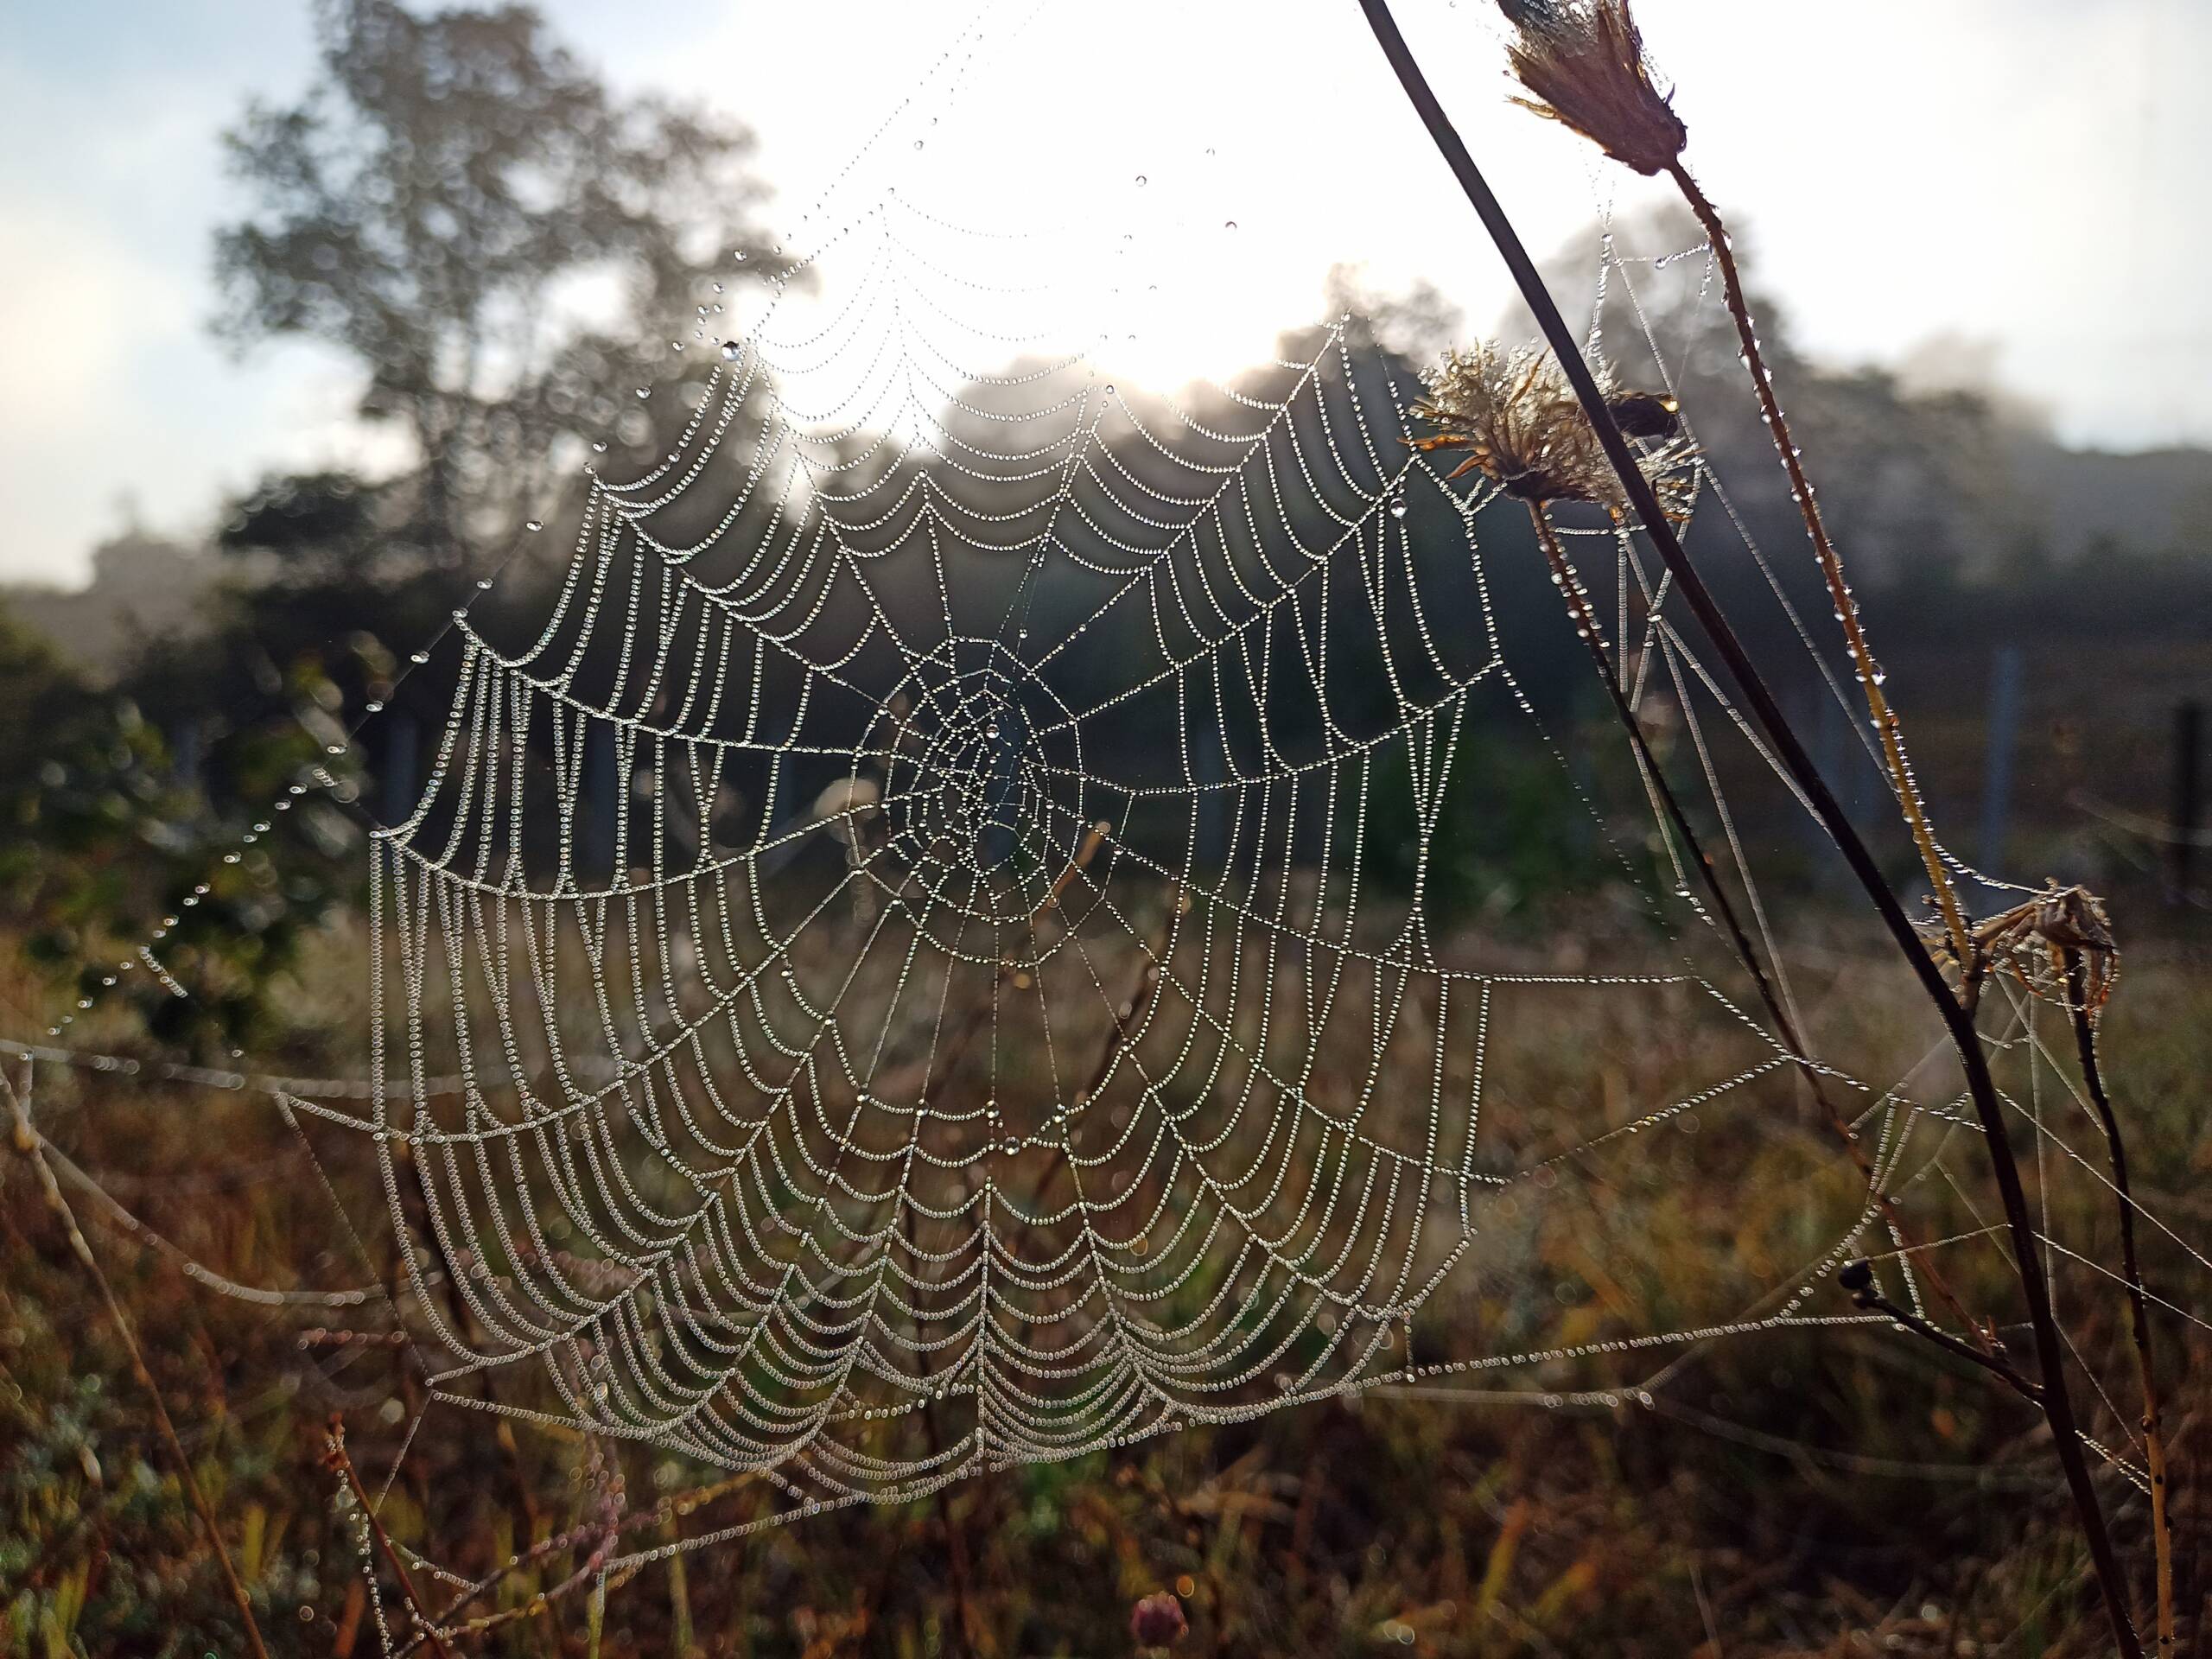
[213,0,780,573]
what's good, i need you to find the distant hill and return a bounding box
[2010,442,2212,562]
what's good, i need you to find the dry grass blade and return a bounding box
[3,1062,273,1659]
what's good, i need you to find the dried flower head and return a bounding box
[1498,0,1687,177]
[1411,341,1693,515]
[1129,1591,1189,1648]
[1922,882,2120,1015]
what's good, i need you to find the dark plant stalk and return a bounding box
[3,1068,274,1659]
[2066,950,2176,1656]
[1351,5,2139,1650]
[1526,503,1979,1333]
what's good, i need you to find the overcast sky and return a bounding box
[2,0,2205,587]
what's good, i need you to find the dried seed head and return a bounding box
[1411,341,1694,515]
[1921,882,2120,1016]
[1130,1591,1189,1648]
[1499,0,1688,177]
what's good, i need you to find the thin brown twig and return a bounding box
[2,1063,273,1659]
[324,1414,457,1659]
[1662,160,1970,968]
[1844,1275,2041,1407]
[2065,950,2177,1656]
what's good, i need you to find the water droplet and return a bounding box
[720,340,743,362]
[1135,174,1147,187]
[1389,497,1408,519]
[634,386,651,399]
[912,138,925,150]
[524,519,543,533]
[1224,219,1237,232]
[591,440,607,453]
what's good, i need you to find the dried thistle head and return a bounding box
[1923,882,2120,1016]
[1129,1592,1189,1649]
[1499,0,1687,178]
[1411,341,1694,515]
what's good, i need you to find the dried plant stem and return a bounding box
[325,1415,458,1658]
[664,1516,698,1657]
[1663,162,1970,963]
[3,1067,273,1659]
[1848,1285,2040,1407]
[2065,951,2176,1656]
[1353,6,2139,1650]
[1528,504,1979,1332]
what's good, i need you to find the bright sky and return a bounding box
[1,0,2204,587]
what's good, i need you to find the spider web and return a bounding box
[323,172,1842,1526]
[8,2,2196,1645]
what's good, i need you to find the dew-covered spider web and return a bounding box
[9,1,2200,1644]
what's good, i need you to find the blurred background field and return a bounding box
[5,921,2208,1657]
[3,3,2210,1656]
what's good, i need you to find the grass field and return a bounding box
[3,907,2203,1659]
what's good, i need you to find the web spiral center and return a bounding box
[874,637,1087,933]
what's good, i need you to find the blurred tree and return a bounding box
[213,0,782,575]
[0,601,353,1052]
[1533,204,2031,591]
[13,0,799,1045]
